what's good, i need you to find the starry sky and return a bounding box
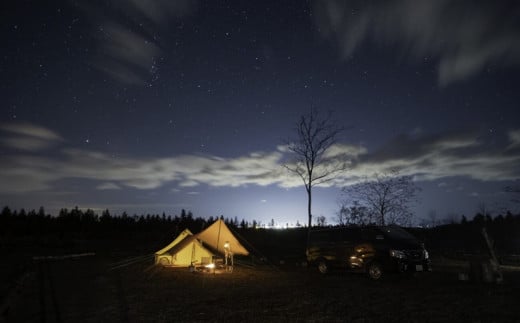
[1,0,520,226]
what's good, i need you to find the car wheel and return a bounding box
[367,262,383,280]
[317,259,329,274]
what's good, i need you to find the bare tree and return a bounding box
[335,205,349,226]
[316,215,327,227]
[342,170,420,226]
[336,200,371,226]
[284,107,346,245]
[477,201,490,217]
[427,210,439,227]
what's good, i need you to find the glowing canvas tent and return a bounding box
[196,219,249,256]
[155,229,214,266]
[155,219,249,267]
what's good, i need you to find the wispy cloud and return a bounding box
[116,0,197,23]
[96,182,121,190]
[347,130,520,184]
[0,123,63,141]
[313,0,520,85]
[76,0,198,85]
[94,23,160,85]
[1,123,519,194]
[508,129,520,149]
[0,123,63,151]
[0,156,59,192]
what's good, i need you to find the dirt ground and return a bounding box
[2,252,520,323]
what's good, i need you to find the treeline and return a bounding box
[2,205,519,255]
[411,211,520,256]
[0,206,262,245]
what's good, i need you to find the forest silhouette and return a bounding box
[1,205,519,260]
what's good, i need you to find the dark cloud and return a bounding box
[313,0,520,85]
[350,129,520,183]
[364,130,479,163]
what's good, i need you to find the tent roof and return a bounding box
[155,228,193,255]
[196,219,249,255]
[166,235,212,257]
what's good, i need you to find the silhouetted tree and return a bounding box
[336,200,371,225]
[58,208,68,219]
[1,206,12,217]
[477,202,491,217]
[342,170,420,226]
[316,215,327,226]
[494,214,504,224]
[284,107,346,245]
[473,213,485,225]
[100,209,112,224]
[335,205,348,226]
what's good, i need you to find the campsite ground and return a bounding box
[2,247,520,323]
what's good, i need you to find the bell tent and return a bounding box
[155,219,249,267]
[196,219,249,256]
[154,229,213,266]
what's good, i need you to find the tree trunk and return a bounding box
[307,187,312,248]
[380,206,385,226]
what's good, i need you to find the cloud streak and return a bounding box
[349,131,520,184]
[313,0,520,85]
[0,123,519,194]
[0,123,63,151]
[76,0,198,85]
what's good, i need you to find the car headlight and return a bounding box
[389,249,406,259]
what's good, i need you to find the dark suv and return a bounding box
[306,225,431,280]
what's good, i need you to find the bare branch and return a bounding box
[341,171,420,226]
[283,107,346,243]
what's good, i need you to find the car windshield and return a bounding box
[378,226,418,242]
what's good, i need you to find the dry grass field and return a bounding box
[2,251,520,323]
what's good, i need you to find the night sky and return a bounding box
[1,0,519,226]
